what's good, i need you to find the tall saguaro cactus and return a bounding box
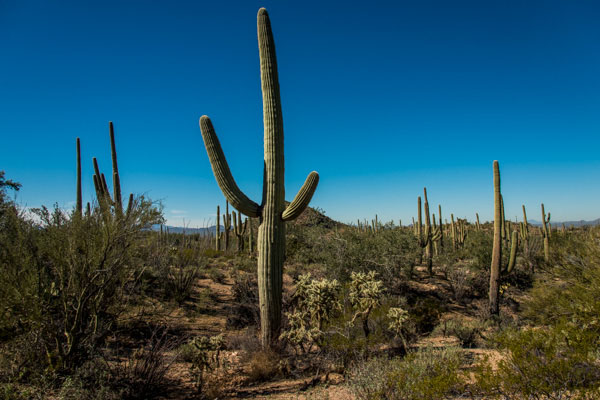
[489,161,518,316]
[489,161,503,315]
[76,138,83,217]
[199,8,319,348]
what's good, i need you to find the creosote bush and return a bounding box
[349,346,465,400]
[0,174,163,388]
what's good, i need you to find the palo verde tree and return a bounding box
[199,8,319,348]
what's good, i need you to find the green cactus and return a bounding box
[416,195,430,265]
[541,203,550,261]
[232,210,248,252]
[475,212,480,231]
[109,122,122,213]
[76,138,82,217]
[216,205,221,251]
[91,122,131,218]
[521,205,529,259]
[456,218,467,248]
[222,201,231,251]
[438,204,444,250]
[199,8,319,348]
[248,218,253,254]
[450,213,457,250]
[489,161,519,316]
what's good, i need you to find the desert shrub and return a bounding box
[202,248,220,258]
[434,318,484,348]
[524,227,600,338]
[108,326,180,400]
[474,323,600,399]
[226,273,260,328]
[206,266,226,284]
[349,346,465,400]
[246,349,280,383]
[163,247,205,305]
[446,265,473,302]
[0,184,163,379]
[287,225,419,285]
[409,297,444,334]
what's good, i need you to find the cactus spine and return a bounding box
[489,161,519,316]
[199,8,319,348]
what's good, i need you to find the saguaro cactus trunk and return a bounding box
[489,161,502,315]
[199,8,319,348]
[76,138,82,216]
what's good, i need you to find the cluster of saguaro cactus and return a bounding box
[199,8,319,348]
[541,203,551,261]
[415,188,440,274]
[77,122,133,220]
[232,210,248,252]
[489,161,519,316]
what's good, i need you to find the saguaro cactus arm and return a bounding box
[199,116,261,218]
[282,171,319,221]
[503,230,519,275]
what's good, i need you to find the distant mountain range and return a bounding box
[152,217,600,234]
[151,224,221,235]
[527,218,600,228]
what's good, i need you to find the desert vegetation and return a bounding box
[2,6,600,400]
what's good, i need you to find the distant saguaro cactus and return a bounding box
[232,210,247,252]
[199,8,319,348]
[541,203,550,261]
[90,122,132,218]
[76,138,83,217]
[223,201,231,251]
[216,205,221,251]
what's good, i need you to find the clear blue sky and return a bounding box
[1,0,599,226]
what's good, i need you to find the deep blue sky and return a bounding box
[1,0,599,226]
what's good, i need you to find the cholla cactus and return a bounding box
[349,271,384,337]
[280,310,321,354]
[188,333,225,391]
[387,307,410,350]
[281,274,340,350]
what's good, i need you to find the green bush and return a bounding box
[474,323,600,399]
[349,346,465,400]
[0,181,163,378]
